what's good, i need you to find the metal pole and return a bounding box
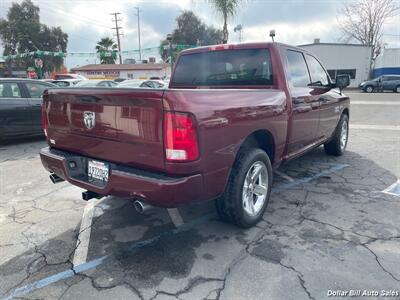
[111,12,123,64]
[169,41,173,73]
[135,7,142,61]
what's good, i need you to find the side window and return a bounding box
[141,81,153,88]
[305,55,329,86]
[286,50,310,87]
[0,82,22,98]
[25,83,48,98]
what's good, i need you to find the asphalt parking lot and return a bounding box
[0,91,399,300]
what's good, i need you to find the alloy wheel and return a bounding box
[242,161,268,217]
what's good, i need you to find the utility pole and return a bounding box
[110,12,123,64]
[134,7,142,61]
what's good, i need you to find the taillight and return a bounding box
[164,112,199,162]
[41,103,47,137]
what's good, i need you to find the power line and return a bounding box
[40,5,112,29]
[134,7,142,61]
[110,12,123,64]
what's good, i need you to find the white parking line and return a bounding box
[73,198,105,267]
[351,101,400,105]
[350,124,400,131]
[274,170,295,182]
[167,208,184,227]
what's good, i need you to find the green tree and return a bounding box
[207,0,241,43]
[0,0,68,74]
[95,37,117,64]
[159,11,223,62]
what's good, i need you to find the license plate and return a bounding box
[88,160,109,183]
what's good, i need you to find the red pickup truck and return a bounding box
[40,42,350,228]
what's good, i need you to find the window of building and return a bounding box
[327,70,336,79]
[327,69,356,80]
[337,69,356,79]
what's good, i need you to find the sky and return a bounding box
[0,0,399,68]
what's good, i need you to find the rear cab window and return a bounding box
[171,48,273,88]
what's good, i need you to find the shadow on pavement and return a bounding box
[1,148,398,299]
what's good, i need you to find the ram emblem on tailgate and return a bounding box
[83,111,96,129]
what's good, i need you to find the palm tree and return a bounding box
[95,37,117,64]
[207,0,241,44]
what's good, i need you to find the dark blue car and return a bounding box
[359,75,400,93]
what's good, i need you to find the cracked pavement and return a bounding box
[0,91,399,300]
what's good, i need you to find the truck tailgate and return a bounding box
[44,88,165,171]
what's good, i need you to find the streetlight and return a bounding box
[234,25,243,43]
[166,34,173,73]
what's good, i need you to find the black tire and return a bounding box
[364,85,374,93]
[215,148,272,228]
[324,114,349,156]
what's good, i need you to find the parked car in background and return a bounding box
[117,79,144,88]
[51,79,81,87]
[40,42,350,228]
[54,73,87,81]
[0,78,55,141]
[114,78,126,83]
[118,79,166,89]
[74,80,118,88]
[140,80,166,89]
[359,75,400,93]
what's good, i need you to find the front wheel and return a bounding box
[215,148,272,228]
[365,85,374,93]
[324,114,349,156]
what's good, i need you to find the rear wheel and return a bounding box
[324,114,349,156]
[365,85,374,93]
[215,148,272,228]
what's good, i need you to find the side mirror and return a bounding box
[335,74,350,91]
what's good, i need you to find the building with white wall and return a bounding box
[71,63,170,80]
[299,42,372,87]
[373,48,400,78]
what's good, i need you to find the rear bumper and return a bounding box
[40,147,204,207]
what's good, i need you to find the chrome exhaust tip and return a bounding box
[133,199,154,214]
[49,174,64,184]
